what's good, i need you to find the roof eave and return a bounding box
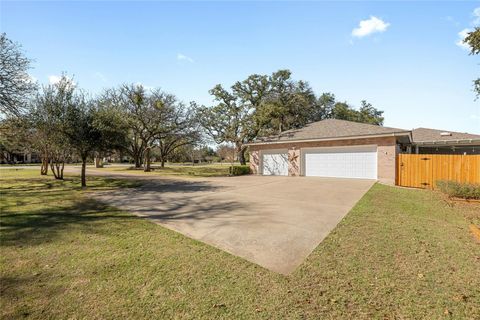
[413,138,480,146]
[244,131,412,146]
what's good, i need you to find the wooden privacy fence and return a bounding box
[396,154,480,189]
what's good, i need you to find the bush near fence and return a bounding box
[436,180,480,200]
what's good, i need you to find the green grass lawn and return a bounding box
[0,163,83,166]
[0,163,41,166]
[1,169,479,319]
[99,163,234,177]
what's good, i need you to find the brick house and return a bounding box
[247,119,480,185]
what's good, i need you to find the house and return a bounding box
[0,151,40,164]
[246,119,480,185]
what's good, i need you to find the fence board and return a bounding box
[397,154,480,189]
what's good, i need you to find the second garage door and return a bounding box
[303,145,377,179]
[262,151,289,176]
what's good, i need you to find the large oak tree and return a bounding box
[101,84,201,170]
[196,84,254,165]
[0,33,37,116]
[198,70,384,164]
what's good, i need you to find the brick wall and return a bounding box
[248,136,398,184]
[288,149,300,176]
[250,150,260,174]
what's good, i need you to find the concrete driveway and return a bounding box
[92,174,374,274]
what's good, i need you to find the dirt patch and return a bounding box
[470,224,480,243]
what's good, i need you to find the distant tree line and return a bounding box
[1,33,386,187]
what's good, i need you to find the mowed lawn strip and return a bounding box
[98,163,232,177]
[1,169,479,319]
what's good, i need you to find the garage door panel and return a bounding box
[304,146,377,179]
[262,153,288,176]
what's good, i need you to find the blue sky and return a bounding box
[1,1,479,133]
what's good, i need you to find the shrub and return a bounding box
[436,180,480,200]
[229,165,251,176]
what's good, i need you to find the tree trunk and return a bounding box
[144,148,151,172]
[81,157,87,188]
[94,155,103,168]
[236,144,246,165]
[60,161,64,179]
[238,150,246,165]
[40,156,48,175]
[161,157,165,168]
[50,159,64,180]
[134,153,142,168]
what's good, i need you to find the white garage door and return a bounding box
[304,146,377,179]
[262,151,288,176]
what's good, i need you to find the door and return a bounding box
[303,146,377,179]
[262,151,288,176]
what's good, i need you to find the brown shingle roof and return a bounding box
[253,119,410,143]
[412,128,480,143]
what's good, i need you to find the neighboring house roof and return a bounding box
[249,119,410,145]
[412,128,480,145]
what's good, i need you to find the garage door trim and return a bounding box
[300,145,378,179]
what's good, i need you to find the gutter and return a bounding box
[244,131,412,146]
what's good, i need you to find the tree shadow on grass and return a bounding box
[0,177,141,248]
[0,198,136,247]
[0,176,138,215]
[0,274,65,302]
[0,175,140,194]
[0,176,249,247]
[1,273,70,319]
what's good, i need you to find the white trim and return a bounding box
[245,131,411,147]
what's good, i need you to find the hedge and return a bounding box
[229,165,251,176]
[436,180,480,200]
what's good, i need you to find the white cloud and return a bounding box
[352,16,390,38]
[456,28,472,50]
[455,7,480,50]
[93,72,107,83]
[474,7,480,25]
[48,75,62,84]
[177,53,194,63]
